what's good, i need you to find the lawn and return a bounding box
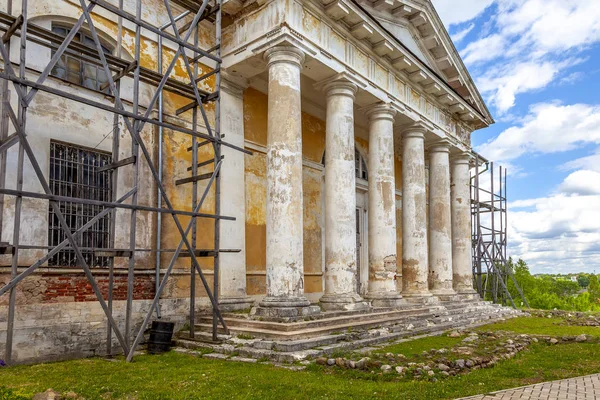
[1,315,599,400]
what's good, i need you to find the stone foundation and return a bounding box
[0,298,195,364]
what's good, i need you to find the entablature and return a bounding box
[221,0,481,148]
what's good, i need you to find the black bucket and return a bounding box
[147,321,175,354]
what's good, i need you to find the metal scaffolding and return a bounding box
[0,0,247,364]
[471,156,528,308]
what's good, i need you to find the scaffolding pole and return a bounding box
[0,0,247,364]
[471,156,528,308]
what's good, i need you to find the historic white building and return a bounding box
[0,0,498,363]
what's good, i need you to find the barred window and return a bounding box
[48,141,113,267]
[50,25,112,93]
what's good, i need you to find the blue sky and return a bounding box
[432,0,600,274]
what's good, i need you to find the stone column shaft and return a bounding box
[257,46,317,317]
[219,74,253,310]
[401,127,432,299]
[364,104,403,307]
[451,154,477,295]
[320,80,367,311]
[428,142,455,297]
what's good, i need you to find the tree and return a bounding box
[578,275,590,288]
[588,274,600,303]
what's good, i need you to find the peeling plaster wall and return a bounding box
[0,0,221,363]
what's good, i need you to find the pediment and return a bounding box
[355,0,492,123]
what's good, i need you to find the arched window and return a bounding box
[355,148,368,181]
[50,25,112,93]
[321,148,368,181]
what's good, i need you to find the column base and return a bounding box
[219,296,255,312]
[453,289,480,301]
[251,296,320,321]
[431,288,457,302]
[402,292,440,305]
[365,291,405,308]
[319,293,370,312]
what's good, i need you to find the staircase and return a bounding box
[175,299,521,363]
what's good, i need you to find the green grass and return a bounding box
[475,316,600,337]
[1,316,599,400]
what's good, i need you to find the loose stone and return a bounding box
[395,366,405,374]
[448,331,461,337]
[381,365,392,373]
[455,359,466,369]
[326,358,336,366]
[438,363,450,372]
[576,334,587,342]
[335,358,345,367]
[549,338,559,345]
[427,370,435,376]
[316,357,327,365]
[465,359,474,368]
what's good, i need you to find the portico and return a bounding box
[219,0,492,318]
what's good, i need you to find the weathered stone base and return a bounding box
[403,294,440,305]
[438,293,479,302]
[0,298,195,365]
[219,297,255,312]
[250,304,322,321]
[176,300,523,363]
[251,296,320,320]
[319,293,370,312]
[365,292,405,308]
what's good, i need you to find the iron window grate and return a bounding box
[48,140,113,267]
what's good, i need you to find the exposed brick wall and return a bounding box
[42,274,156,302]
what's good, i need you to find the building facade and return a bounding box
[0,0,493,363]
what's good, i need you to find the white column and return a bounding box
[401,125,434,301]
[319,80,368,311]
[451,153,477,295]
[364,104,403,307]
[219,73,253,311]
[428,140,456,298]
[256,46,318,318]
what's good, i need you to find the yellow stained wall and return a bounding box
[243,88,405,297]
[243,88,326,295]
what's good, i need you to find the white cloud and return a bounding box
[508,193,600,274]
[432,0,495,26]
[477,102,600,162]
[477,60,581,112]
[458,0,600,113]
[451,23,475,43]
[558,170,600,195]
[560,71,585,85]
[562,148,600,172]
[461,34,506,65]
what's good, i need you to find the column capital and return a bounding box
[363,103,396,122]
[221,71,248,99]
[451,151,473,165]
[428,138,452,154]
[264,45,305,68]
[401,121,431,140]
[323,79,358,100]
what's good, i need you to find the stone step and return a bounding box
[176,311,518,363]
[196,306,434,333]
[191,303,513,341]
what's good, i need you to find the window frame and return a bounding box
[50,24,113,94]
[48,140,113,268]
